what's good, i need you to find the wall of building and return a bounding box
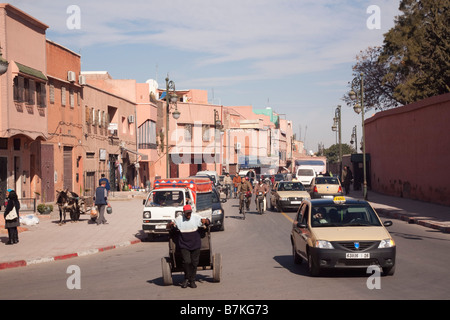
[0,4,48,202]
[365,93,450,206]
[45,40,83,198]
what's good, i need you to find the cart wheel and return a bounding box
[212,253,222,283]
[161,257,173,286]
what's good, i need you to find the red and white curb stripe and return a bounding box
[0,239,142,271]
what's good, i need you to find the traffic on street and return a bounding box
[1,188,449,302]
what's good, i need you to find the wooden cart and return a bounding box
[161,226,222,285]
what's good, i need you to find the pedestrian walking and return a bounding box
[343,166,353,195]
[93,180,110,225]
[167,204,210,288]
[4,189,20,245]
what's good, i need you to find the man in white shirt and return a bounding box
[168,204,210,288]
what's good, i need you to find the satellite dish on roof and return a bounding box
[146,79,159,96]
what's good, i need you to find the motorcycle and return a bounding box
[256,191,266,215]
[239,191,252,220]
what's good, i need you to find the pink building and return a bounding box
[0,4,48,204]
[81,71,156,192]
[44,40,83,201]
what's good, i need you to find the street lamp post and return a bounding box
[349,72,367,200]
[331,105,342,178]
[214,109,222,172]
[165,76,180,179]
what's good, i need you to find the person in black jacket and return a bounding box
[4,189,20,245]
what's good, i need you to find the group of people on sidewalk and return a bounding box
[2,175,112,246]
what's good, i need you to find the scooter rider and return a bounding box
[254,179,269,210]
[237,176,253,213]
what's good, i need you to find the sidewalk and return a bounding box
[1,190,449,271]
[350,189,450,233]
[0,192,147,270]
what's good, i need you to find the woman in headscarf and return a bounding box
[4,189,20,245]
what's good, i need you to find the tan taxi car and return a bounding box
[269,181,310,212]
[291,196,396,276]
[310,176,343,199]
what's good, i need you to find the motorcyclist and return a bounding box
[237,177,253,213]
[254,179,269,211]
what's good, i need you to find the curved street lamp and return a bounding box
[349,72,367,200]
[165,76,181,178]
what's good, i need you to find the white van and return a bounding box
[196,170,220,186]
[296,166,316,188]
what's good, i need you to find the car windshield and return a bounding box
[278,182,306,191]
[145,190,184,207]
[315,177,339,185]
[310,204,382,227]
[274,174,284,181]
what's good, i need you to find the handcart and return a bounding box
[161,226,222,285]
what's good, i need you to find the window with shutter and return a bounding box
[61,87,66,106]
[49,84,55,104]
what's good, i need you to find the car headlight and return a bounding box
[315,240,334,249]
[213,209,222,215]
[378,238,395,248]
[175,211,183,218]
[280,197,288,201]
[143,211,151,219]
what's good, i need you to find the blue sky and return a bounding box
[10,0,401,152]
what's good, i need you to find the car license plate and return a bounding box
[346,252,370,259]
[291,201,301,204]
[155,224,166,229]
[322,195,333,199]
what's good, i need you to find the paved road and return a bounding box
[1,196,450,303]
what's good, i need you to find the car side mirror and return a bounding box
[383,220,393,227]
[297,222,307,228]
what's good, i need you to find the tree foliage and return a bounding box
[346,0,450,111]
[321,143,355,164]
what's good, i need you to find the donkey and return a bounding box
[56,189,84,225]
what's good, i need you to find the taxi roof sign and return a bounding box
[333,196,346,204]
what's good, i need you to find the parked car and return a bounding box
[269,181,310,212]
[310,176,343,199]
[211,187,225,231]
[291,196,396,276]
